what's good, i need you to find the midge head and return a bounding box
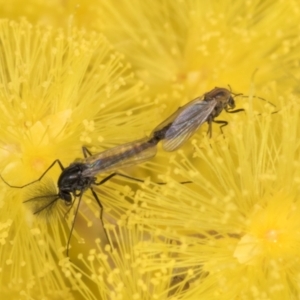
[204,87,242,112]
[204,86,276,111]
[202,87,245,137]
[57,162,95,204]
[23,163,95,215]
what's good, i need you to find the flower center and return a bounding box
[233,195,300,265]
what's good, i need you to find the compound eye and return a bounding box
[229,97,235,107]
[59,191,72,204]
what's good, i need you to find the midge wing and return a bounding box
[81,137,157,177]
[153,97,205,130]
[152,98,217,151]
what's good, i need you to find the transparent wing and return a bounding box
[152,98,217,151]
[152,97,205,134]
[81,137,157,177]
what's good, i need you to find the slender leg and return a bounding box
[0,159,64,188]
[226,108,245,114]
[89,186,112,248]
[95,172,192,186]
[94,172,145,185]
[66,193,83,257]
[62,199,77,220]
[218,107,244,134]
[213,120,228,135]
[207,108,244,136]
[207,119,213,138]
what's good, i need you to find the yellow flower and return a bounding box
[0,19,154,298]
[1,1,300,299]
[131,90,300,298]
[3,1,299,108]
[74,227,181,300]
[0,0,100,28]
[96,0,300,103]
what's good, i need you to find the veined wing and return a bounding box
[152,98,217,151]
[81,137,157,177]
[152,96,205,134]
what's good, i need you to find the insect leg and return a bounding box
[212,120,228,135]
[0,159,65,188]
[62,198,77,220]
[89,186,112,248]
[95,172,192,186]
[95,172,144,185]
[207,116,213,138]
[211,108,244,135]
[66,194,83,257]
[226,108,245,114]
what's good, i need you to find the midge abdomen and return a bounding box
[81,136,160,177]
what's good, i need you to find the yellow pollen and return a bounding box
[235,193,300,266]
